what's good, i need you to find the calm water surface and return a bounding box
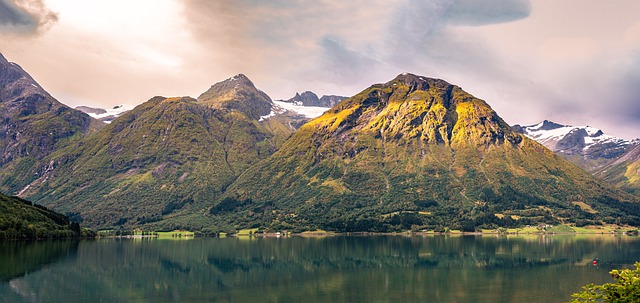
[1,235,639,303]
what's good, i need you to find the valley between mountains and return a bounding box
[1,53,640,234]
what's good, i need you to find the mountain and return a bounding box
[219,73,640,232]
[197,74,272,120]
[594,144,640,197]
[0,192,82,239]
[75,104,132,123]
[19,75,299,230]
[280,91,347,107]
[513,120,638,171]
[0,53,102,195]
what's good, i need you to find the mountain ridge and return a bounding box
[218,73,639,232]
[19,74,301,229]
[278,91,347,108]
[2,52,639,232]
[0,53,102,195]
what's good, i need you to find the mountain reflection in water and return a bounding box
[1,235,638,303]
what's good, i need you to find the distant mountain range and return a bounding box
[513,120,640,197]
[278,91,347,108]
[513,120,638,171]
[1,52,639,233]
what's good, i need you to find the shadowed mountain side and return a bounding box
[0,53,102,195]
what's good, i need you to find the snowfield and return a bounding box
[272,100,329,119]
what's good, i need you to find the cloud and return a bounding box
[10,0,638,138]
[443,0,531,26]
[181,0,532,99]
[605,54,640,129]
[317,36,379,84]
[0,0,57,36]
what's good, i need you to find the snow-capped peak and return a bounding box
[523,122,622,145]
[516,120,635,159]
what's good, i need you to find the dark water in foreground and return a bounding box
[1,235,639,303]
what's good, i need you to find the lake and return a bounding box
[1,234,639,303]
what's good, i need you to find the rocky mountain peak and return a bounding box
[299,91,318,99]
[0,53,100,183]
[534,120,566,131]
[385,73,449,92]
[307,73,520,148]
[197,74,272,121]
[287,91,319,105]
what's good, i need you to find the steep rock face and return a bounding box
[595,144,640,197]
[22,75,297,229]
[513,120,636,171]
[0,53,102,194]
[219,74,638,232]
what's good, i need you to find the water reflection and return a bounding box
[0,240,79,282]
[1,235,638,303]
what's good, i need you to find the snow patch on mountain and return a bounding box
[272,100,328,118]
[77,104,133,123]
[521,120,630,151]
[259,110,276,122]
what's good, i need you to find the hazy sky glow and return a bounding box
[0,0,639,139]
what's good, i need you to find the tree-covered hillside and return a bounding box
[0,193,82,240]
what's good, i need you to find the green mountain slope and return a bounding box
[0,192,81,240]
[21,75,297,230]
[0,53,102,195]
[594,144,640,197]
[220,74,640,232]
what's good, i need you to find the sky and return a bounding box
[0,0,639,139]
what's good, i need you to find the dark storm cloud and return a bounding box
[444,0,531,26]
[0,0,31,26]
[0,0,57,35]
[385,0,531,60]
